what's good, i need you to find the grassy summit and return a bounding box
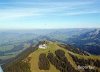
[2,41,100,72]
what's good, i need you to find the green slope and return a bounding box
[2,41,100,72]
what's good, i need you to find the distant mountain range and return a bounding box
[66,29,100,55]
[36,28,100,55]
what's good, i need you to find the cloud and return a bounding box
[61,11,100,16]
[0,8,44,19]
[0,0,99,19]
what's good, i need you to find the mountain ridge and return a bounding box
[2,41,100,72]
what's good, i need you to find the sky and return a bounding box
[0,0,100,29]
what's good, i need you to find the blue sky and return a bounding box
[0,0,100,29]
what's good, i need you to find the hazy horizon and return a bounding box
[0,28,100,31]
